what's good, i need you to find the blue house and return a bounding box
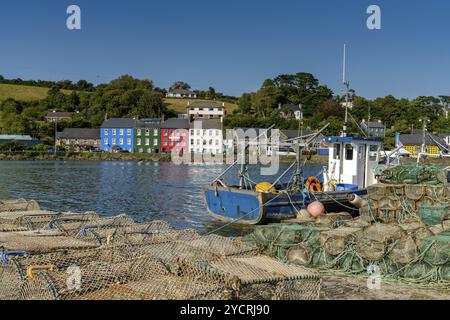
[100,118,138,153]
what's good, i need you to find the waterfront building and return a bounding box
[56,128,100,151]
[398,133,446,157]
[186,101,225,123]
[45,111,73,122]
[100,118,137,153]
[189,119,223,155]
[160,118,189,154]
[166,89,197,99]
[0,134,42,147]
[360,120,386,137]
[135,123,160,154]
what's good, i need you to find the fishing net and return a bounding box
[177,255,321,300]
[0,230,99,253]
[243,224,328,263]
[419,232,450,266]
[417,204,449,226]
[319,227,362,257]
[0,199,40,212]
[0,210,99,232]
[354,224,404,261]
[378,164,447,185]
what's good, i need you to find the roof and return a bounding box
[361,121,384,128]
[0,134,34,141]
[439,133,450,138]
[399,133,446,147]
[135,122,160,129]
[280,104,301,112]
[324,136,384,143]
[56,128,100,140]
[168,89,195,95]
[46,112,73,118]
[160,118,189,129]
[101,118,139,128]
[281,129,316,140]
[233,128,277,139]
[188,101,224,109]
[190,119,222,130]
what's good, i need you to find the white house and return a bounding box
[187,101,225,123]
[189,119,223,155]
[166,89,197,99]
[278,104,302,121]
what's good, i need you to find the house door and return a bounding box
[358,145,367,188]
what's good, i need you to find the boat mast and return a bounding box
[342,44,350,138]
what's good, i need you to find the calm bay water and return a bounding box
[0,161,322,235]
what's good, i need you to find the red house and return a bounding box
[160,118,189,155]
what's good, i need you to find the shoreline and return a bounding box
[0,152,329,164]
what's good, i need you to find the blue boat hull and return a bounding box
[203,186,367,225]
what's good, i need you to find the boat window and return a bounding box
[333,144,341,160]
[369,145,378,161]
[345,144,353,160]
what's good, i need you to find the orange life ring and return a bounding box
[305,176,322,193]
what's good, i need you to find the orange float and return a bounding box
[305,176,322,193]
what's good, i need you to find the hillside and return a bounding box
[0,83,238,114]
[0,84,72,101]
[163,98,238,114]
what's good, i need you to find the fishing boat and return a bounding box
[203,45,387,225]
[203,134,383,224]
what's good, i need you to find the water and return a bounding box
[0,161,323,235]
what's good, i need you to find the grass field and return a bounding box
[0,84,72,102]
[163,98,238,114]
[0,84,238,115]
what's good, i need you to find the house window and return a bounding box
[191,139,194,145]
[104,139,108,145]
[120,129,124,136]
[112,138,116,144]
[137,140,141,146]
[127,129,132,135]
[112,129,116,135]
[104,129,108,135]
[127,138,131,145]
[139,148,143,153]
[345,144,353,160]
[145,129,150,136]
[190,130,194,135]
[137,130,141,136]
[119,138,123,145]
[145,138,150,146]
[153,129,158,136]
[153,139,158,145]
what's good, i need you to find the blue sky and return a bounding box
[0,0,449,99]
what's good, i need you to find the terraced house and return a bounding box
[100,118,137,153]
[135,123,160,154]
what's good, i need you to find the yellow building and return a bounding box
[400,134,444,157]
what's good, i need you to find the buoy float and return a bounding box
[307,201,325,218]
[255,182,276,193]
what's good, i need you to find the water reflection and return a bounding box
[0,161,323,234]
